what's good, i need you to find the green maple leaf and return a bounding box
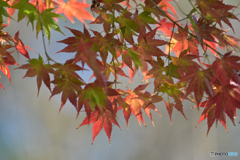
[82,87,108,110]
[13,0,65,41]
[13,0,37,25]
[0,0,13,23]
[36,8,65,41]
[127,48,142,70]
[159,83,187,120]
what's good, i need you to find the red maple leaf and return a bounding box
[196,83,240,136]
[171,24,189,57]
[137,27,168,58]
[16,55,54,96]
[90,12,113,34]
[50,59,86,111]
[0,45,18,88]
[178,67,214,106]
[164,100,174,125]
[159,0,178,20]
[6,0,18,23]
[127,28,167,83]
[211,51,240,85]
[57,26,96,67]
[157,18,174,37]
[77,108,121,144]
[55,0,95,24]
[196,0,239,31]
[30,0,47,13]
[13,31,30,59]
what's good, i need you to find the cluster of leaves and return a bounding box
[1,0,240,144]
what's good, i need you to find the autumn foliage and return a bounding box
[1,0,240,144]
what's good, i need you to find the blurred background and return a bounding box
[0,0,240,160]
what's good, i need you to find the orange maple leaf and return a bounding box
[55,0,95,24]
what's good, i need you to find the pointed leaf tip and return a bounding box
[152,122,155,127]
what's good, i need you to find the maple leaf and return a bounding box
[122,50,133,71]
[157,18,174,36]
[90,12,113,34]
[116,9,140,45]
[55,0,95,24]
[119,83,161,127]
[29,0,56,13]
[196,83,240,136]
[50,59,86,111]
[57,26,97,68]
[0,0,13,23]
[91,30,122,64]
[144,0,178,24]
[196,0,239,31]
[36,8,65,41]
[224,35,240,50]
[57,29,107,89]
[13,0,38,24]
[77,81,119,121]
[164,100,173,125]
[129,28,167,83]
[146,58,165,92]
[178,67,214,107]
[0,47,14,72]
[16,55,54,96]
[159,0,178,20]
[128,59,149,83]
[159,82,187,120]
[134,10,157,34]
[81,85,108,111]
[90,60,129,82]
[211,51,240,85]
[13,31,30,59]
[29,0,46,13]
[137,27,168,58]
[0,62,10,82]
[6,0,18,23]
[0,36,19,89]
[14,0,65,41]
[171,52,200,69]
[77,108,121,144]
[57,27,91,54]
[171,24,189,57]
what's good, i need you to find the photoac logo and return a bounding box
[210,151,238,157]
[210,151,215,157]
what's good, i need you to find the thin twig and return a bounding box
[188,0,208,21]
[111,0,117,89]
[173,0,187,16]
[167,23,175,76]
[36,0,57,63]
